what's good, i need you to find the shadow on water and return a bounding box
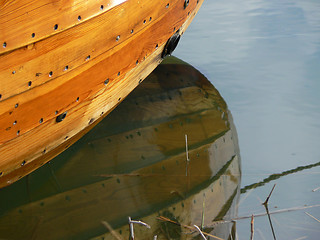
[0,56,241,240]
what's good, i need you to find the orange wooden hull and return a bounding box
[0,0,204,187]
[0,57,241,239]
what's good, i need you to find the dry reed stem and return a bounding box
[157,216,224,240]
[312,187,320,192]
[101,221,123,240]
[128,216,134,240]
[263,184,276,206]
[250,215,254,240]
[305,212,320,223]
[201,194,206,230]
[185,134,190,162]
[209,204,320,224]
[193,224,207,240]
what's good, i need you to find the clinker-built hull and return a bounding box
[0,0,204,187]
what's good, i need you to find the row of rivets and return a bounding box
[2,3,108,49]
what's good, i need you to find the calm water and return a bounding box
[175,0,320,239]
[1,0,320,239]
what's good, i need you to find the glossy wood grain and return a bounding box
[0,0,180,101]
[0,58,240,239]
[0,0,126,53]
[0,0,204,187]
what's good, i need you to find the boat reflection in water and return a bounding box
[0,57,241,240]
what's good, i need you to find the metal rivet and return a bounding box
[118,97,121,101]
[15,103,19,108]
[116,35,120,41]
[149,17,152,21]
[3,42,7,48]
[78,15,81,21]
[104,78,109,85]
[31,33,35,38]
[0,172,2,176]
[28,81,32,87]
[64,65,69,71]
[56,112,67,122]
[100,5,104,10]
[143,19,146,24]
[13,120,17,125]
[39,118,43,124]
[136,60,138,65]
[166,3,169,8]
[12,70,16,74]
[17,130,20,135]
[139,79,142,84]
[0,94,2,100]
[131,29,134,34]
[54,24,58,30]
[156,44,158,49]
[117,72,120,76]
[21,160,26,166]
[49,71,53,77]
[65,136,69,140]
[76,97,79,102]
[55,110,58,115]
[86,55,90,60]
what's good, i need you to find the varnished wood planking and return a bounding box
[0,0,198,144]
[0,0,204,187]
[0,0,178,101]
[0,44,164,187]
[0,0,126,53]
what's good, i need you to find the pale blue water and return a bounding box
[175,0,320,238]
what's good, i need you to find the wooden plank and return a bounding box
[0,0,126,53]
[0,0,181,101]
[0,0,204,187]
[0,0,198,143]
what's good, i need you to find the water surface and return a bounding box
[175,0,320,239]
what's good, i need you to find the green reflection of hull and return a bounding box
[0,57,241,240]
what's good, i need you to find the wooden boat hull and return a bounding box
[0,0,204,187]
[0,57,241,239]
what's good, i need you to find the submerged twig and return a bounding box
[205,204,320,226]
[129,220,151,229]
[194,224,207,240]
[157,216,224,240]
[128,216,151,240]
[263,184,276,206]
[312,187,320,192]
[201,194,206,230]
[185,134,190,162]
[264,204,277,240]
[128,217,134,240]
[101,221,123,240]
[305,212,320,223]
[185,134,190,177]
[250,215,254,240]
[241,160,320,194]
